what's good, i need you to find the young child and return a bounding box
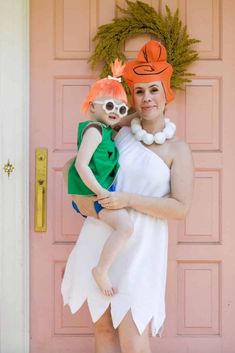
[68,60,133,297]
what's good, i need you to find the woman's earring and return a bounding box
[163,103,167,115]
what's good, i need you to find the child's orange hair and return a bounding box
[82,59,128,113]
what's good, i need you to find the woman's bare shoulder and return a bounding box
[169,137,191,156]
[146,136,191,169]
[162,137,192,169]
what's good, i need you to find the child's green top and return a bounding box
[68,120,119,195]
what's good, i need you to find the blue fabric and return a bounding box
[72,184,116,217]
[72,200,87,218]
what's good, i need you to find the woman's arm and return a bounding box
[63,157,74,186]
[113,111,139,130]
[97,141,194,220]
[128,141,194,219]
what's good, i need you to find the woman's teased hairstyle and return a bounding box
[82,59,128,113]
[123,40,174,102]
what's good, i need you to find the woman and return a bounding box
[62,40,194,353]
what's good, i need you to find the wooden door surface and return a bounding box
[30,1,235,352]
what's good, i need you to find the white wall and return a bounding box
[0,0,29,352]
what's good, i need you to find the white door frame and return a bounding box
[0,0,29,352]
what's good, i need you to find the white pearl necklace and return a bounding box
[131,117,176,145]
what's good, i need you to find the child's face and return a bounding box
[90,97,128,126]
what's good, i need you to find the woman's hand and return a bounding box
[95,192,130,210]
[72,195,98,218]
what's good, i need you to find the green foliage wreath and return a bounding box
[89,0,200,90]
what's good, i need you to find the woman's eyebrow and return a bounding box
[134,84,160,90]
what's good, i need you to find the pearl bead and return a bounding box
[154,132,166,144]
[131,124,142,133]
[163,126,174,139]
[168,122,176,132]
[135,130,147,141]
[130,117,176,145]
[142,133,154,145]
[131,117,140,126]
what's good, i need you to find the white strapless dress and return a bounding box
[61,127,170,336]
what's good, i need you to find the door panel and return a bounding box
[30,1,235,352]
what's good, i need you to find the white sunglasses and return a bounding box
[94,99,128,118]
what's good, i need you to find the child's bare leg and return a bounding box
[92,209,133,296]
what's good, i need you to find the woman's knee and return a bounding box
[94,308,118,342]
[94,319,120,353]
[118,312,151,353]
[95,319,116,337]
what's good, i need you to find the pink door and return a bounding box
[30,1,235,352]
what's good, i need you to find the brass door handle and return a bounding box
[36,180,44,229]
[34,149,48,232]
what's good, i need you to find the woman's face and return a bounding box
[133,81,166,120]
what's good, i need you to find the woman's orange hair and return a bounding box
[82,59,128,113]
[123,40,174,102]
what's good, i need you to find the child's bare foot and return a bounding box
[92,267,117,296]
